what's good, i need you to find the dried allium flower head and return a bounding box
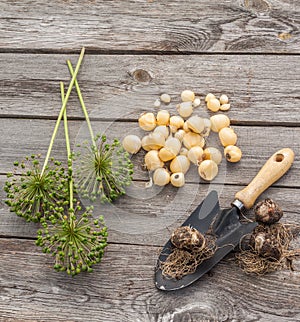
[74,134,133,203]
[4,155,68,222]
[36,203,108,276]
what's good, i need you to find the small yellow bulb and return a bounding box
[220,103,231,111]
[169,115,184,133]
[165,137,181,154]
[144,150,164,171]
[141,132,165,151]
[156,110,170,126]
[210,114,230,132]
[159,137,181,162]
[170,172,185,187]
[186,116,205,134]
[177,102,193,118]
[198,160,218,181]
[154,125,169,139]
[181,90,195,102]
[219,94,229,105]
[202,118,211,137]
[122,135,142,154]
[138,112,156,131]
[160,93,171,104]
[219,127,237,147]
[153,168,170,186]
[174,129,186,142]
[187,146,204,165]
[203,147,222,165]
[154,99,161,108]
[193,97,201,107]
[207,98,220,112]
[170,155,190,174]
[159,148,176,162]
[183,132,205,150]
[224,145,242,162]
[205,93,216,102]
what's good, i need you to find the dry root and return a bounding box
[237,223,300,275]
[236,250,299,275]
[160,235,216,279]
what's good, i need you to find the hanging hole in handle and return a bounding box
[275,153,284,162]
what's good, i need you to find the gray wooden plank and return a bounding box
[1,54,300,123]
[1,169,299,245]
[0,118,299,186]
[0,239,299,321]
[0,0,299,319]
[0,0,300,53]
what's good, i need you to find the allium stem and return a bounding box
[66,60,96,149]
[41,47,86,177]
[60,82,71,158]
[60,82,74,211]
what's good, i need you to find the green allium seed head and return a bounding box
[36,203,107,275]
[73,134,133,203]
[4,155,69,222]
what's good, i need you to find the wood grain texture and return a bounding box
[0,118,299,186]
[0,0,300,53]
[0,239,299,322]
[1,54,300,123]
[1,171,299,246]
[1,1,300,320]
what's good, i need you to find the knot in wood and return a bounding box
[132,69,152,84]
[244,0,270,14]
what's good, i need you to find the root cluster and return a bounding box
[237,222,300,275]
[160,227,216,279]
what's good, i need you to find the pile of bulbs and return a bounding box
[122,90,242,188]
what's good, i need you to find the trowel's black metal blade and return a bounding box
[182,190,220,234]
[155,204,257,291]
[155,190,221,291]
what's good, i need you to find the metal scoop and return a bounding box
[155,148,294,291]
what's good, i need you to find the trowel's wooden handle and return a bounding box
[235,148,294,209]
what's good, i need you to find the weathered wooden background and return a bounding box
[1,0,300,321]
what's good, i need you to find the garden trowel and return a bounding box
[155,148,294,291]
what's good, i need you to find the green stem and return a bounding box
[61,82,71,158]
[41,47,85,176]
[66,60,96,148]
[60,82,74,211]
